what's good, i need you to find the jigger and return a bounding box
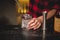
[42,11,47,40]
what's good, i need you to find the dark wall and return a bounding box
[0,0,18,25]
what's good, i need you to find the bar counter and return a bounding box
[0,25,60,40]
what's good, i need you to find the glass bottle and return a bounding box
[54,11,60,33]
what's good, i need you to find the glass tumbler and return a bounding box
[21,14,32,30]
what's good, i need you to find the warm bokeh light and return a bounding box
[24,8,27,14]
[18,0,29,6]
[17,0,29,14]
[16,0,29,24]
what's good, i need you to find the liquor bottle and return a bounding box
[54,11,60,33]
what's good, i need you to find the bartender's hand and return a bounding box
[27,16,43,30]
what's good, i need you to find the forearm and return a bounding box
[38,9,57,23]
[46,9,57,19]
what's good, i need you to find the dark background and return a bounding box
[0,0,18,25]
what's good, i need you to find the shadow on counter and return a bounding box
[0,16,21,30]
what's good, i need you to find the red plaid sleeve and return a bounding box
[52,4,59,10]
[28,0,60,17]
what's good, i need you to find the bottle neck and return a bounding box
[55,11,60,18]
